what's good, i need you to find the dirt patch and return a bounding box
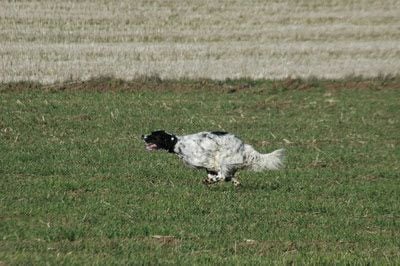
[1,75,399,92]
[323,76,400,90]
[146,235,182,247]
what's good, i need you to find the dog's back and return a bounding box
[175,131,245,171]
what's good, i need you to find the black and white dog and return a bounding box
[142,130,285,186]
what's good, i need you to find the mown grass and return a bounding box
[1,79,399,264]
[2,0,400,82]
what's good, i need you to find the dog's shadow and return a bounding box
[206,180,283,192]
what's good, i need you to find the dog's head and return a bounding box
[142,130,177,153]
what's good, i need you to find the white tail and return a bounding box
[244,145,285,171]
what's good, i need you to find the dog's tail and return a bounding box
[244,145,285,171]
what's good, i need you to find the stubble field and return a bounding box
[1,0,400,82]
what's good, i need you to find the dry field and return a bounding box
[1,0,400,83]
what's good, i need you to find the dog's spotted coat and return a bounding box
[142,130,285,186]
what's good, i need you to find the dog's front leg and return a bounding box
[202,170,220,185]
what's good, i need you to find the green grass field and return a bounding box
[1,78,399,264]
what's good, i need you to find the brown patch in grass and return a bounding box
[278,77,317,91]
[323,76,400,90]
[235,239,359,256]
[69,114,92,121]
[148,235,181,247]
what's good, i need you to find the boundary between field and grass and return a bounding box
[1,75,400,93]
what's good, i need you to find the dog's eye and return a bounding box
[171,137,175,141]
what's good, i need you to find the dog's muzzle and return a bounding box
[142,135,158,151]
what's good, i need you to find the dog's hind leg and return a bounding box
[231,177,241,187]
[219,165,238,184]
[220,165,241,187]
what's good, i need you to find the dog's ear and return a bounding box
[152,130,167,135]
